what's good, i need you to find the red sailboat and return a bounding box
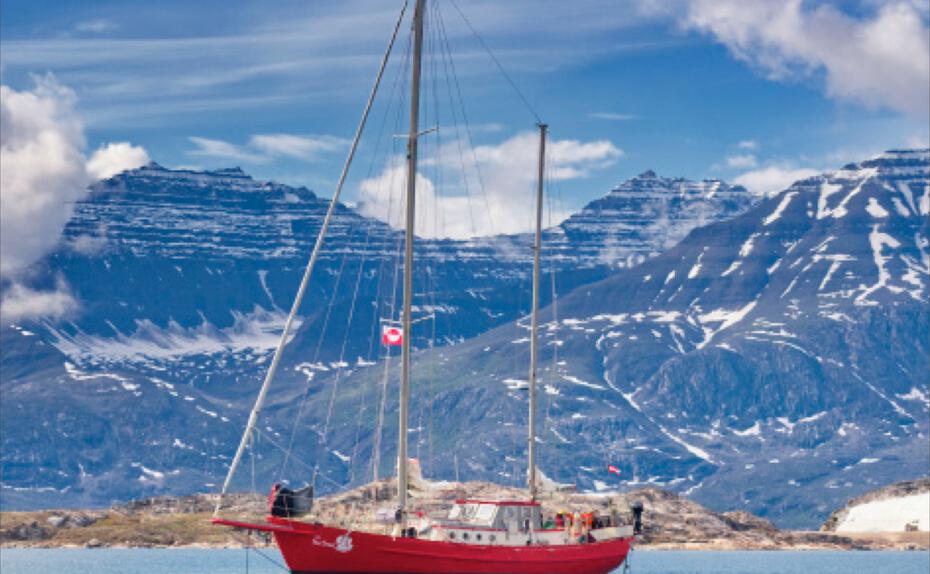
[216,514,631,574]
[213,1,637,571]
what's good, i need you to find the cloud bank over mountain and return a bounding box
[1,77,88,276]
[357,131,622,239]
[0,77,149,321]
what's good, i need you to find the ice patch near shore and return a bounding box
[835,492,930,532]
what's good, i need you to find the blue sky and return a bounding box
[2,0,928,237]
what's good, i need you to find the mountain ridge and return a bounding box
[0,160,756,510]
[1,149,926,531]
[243,148,928,528]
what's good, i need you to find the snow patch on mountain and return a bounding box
[855,226,903,305]
[697,301,758,348]
[866,197,889,218]
[48,307,294,362]
[763,192,797,226]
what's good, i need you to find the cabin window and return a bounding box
[476,534,482,541]
[476,504,496,523]
[462,532,469,541]
[449,503,479,520]
[489,534,496,542]
[449,532,456,540]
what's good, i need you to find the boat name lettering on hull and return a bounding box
[311,534,353,553]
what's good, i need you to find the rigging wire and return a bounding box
[370,33,412,483]
[356,13,413,485]
[345,114,409,486]
[425,0,446,472]
[277,0,414,491]
[275,247,349,485]
[414,0,450,473]
[434,1,496,235]
[227,0,560,508]
[446,0,543,125]
[233,530,289,572]
[256,427,343,489]
[371,238,402,481]
[314,170,398,487]
[214,0,411,515]
[362,24,413,363]
[367,259,397,484]
[249,432,257,496]
[311,214,379,488]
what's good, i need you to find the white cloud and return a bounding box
[475,132,622,176]
[588,112,638,121]
[75,19,118,34]
[357,131,622,239]
[726,154,758,168]
[0,279,78,322]
[1,77,88,276]
[682,0,930,117]
[87,142,150,180]
[188,136,265,164]
[67,229,109,256]
[467,123,507,134]
[0,1,670,129]
[1,76,149,279]
[734,165,820,196]
[249,134,348,160]
[737,139,757,150]
[358,160,473,238]
[188,134,347,164]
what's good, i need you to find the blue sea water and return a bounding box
[1,548,928,574]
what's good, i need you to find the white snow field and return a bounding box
[835,492,930,532]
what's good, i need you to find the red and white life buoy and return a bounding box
[382,326,403,346]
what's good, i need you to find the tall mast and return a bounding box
[528,122,547,501]
[398,0,426,517]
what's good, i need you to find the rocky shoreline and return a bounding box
[2,481,927,551]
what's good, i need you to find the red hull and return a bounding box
[216,517,632,574]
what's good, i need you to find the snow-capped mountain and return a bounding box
[19,163,753,361]
[554,170,752,269]
[254,149,928,529]
[0,162,752,509]
[531,148,930,527]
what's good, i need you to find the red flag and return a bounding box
[607,464,621,476]
[382,326,403,346]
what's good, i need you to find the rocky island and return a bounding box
[3,478,927,551]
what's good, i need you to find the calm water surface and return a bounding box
[1,548,928,574]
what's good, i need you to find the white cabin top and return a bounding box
[445,500,542,531]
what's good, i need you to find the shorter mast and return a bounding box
[527,122,547,501]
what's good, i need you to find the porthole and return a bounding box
[489,534,496,543]
[449,532,456,540]
[476,534,482,541]
[462,532,469,541]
